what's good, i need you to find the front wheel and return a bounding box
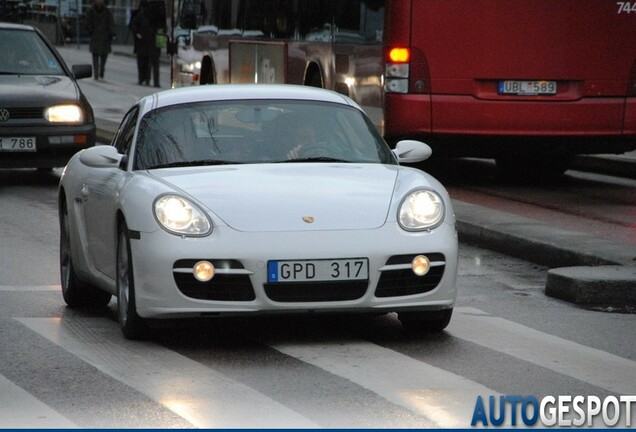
[398,309,453,333]
[117,222,148,340]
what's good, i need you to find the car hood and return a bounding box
[0,75,79,105]
[149,163,400,232]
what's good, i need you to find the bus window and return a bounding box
[334,0,361,43]
[361,0,384,43]
[240,0,294,39]
[334,0,383,44]
[178,0,198,30]
[298,0,332,41]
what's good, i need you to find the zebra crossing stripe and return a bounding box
[0,285,60,291]
[269,339,499,428]
[17,317,319,429]
[0,374,76,428]
[449,307,636,395]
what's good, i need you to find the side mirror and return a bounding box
[392,140,432,163]
[72,64,92,80]
[79,145,125,168]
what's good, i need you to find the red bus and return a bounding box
[171,0,636,178]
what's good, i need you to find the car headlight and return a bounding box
[154,195,212,236]
[180,61,201,73]
[44,104,84,123]
[398,189,445,231]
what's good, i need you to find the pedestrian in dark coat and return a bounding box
[85,0,115,80]
[131,0,162,87]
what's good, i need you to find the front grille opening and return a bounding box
[6,107,44,119]
[264,280,368,302]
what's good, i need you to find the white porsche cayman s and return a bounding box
[59,84,458,339]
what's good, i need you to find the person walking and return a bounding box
[130,0,162,87]
[85,0,115,80]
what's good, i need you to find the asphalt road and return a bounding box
[0,168,635,428]
[0,44,633,428]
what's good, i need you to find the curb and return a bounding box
[454,201,636,308]
[453,201,636,268]
[573,154,636,179]
[546,266,636,309]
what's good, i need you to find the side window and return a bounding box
[361,0,384,43]
[240,0,294,39]
[334,0,361,43]
[113,107,139,156]
[298,0,332,41]
[334,0,384,44]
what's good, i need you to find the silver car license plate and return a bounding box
[0,137,36,152]
[267,258,369,283]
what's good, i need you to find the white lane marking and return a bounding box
[450,307,636,395]
[0,374,76,428]
[0,285,60,291]
[269,339,498,428]
[18,317,318,429]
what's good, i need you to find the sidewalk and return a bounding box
[57,44,171,142]
[57,46,636,309]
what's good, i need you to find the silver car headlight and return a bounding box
[154,195,212,236]
[398,189,445,231]
[44,104,84,123]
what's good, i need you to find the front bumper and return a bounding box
[131,222,458,319]
[0,123,95,168]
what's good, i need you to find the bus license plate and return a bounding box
[268,258,369,283]
[0,137,36,152]
[498,80,557,95]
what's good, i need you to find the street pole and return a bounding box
[75,0,80,48]
[169,0,175,87]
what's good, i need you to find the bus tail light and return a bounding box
[385,46,431,94]
[385,64,409,93]
[385,47,410,94]
[389,47,410,63]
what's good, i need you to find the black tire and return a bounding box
[117,221,148,340]
[307,72,323,88]
[398,309,453,333]
[60,200,112,308]
[199,54,215,85]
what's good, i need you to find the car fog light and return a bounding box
[411,255,430,276]
[193,261,215,282]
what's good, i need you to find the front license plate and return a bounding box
[268,258,369,283]
[498,80,557,95]
[0,137,36,152]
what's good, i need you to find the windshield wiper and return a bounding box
[277,157,350,163]
[148,159,244,169]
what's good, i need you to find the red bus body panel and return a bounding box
[384,0,636,155]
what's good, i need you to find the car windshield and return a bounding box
[134,100,396,170]
[0,29,65,75]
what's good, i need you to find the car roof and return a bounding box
[146,84,361,112]
[0,22,37,32]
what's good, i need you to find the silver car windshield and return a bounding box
[134,100,396,169]
[0,29,65,75]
